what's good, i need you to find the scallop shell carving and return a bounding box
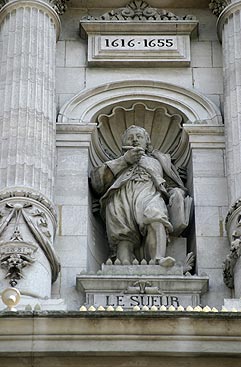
[97,102,189,167]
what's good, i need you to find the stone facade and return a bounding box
[1,0,241,365]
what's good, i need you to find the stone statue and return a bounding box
[91,125,191,266]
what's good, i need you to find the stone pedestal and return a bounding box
[218,1,241,297]
[0,0,61,300]
[77,264,209,309]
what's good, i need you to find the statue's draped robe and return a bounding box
[91,150,187,253]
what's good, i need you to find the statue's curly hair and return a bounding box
[121,125,153,153]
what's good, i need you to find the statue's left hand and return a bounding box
[168,188,185,207]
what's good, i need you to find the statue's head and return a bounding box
[121,125,153,153]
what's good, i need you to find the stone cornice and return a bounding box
[1,312,241,357]
[0,0,69,14]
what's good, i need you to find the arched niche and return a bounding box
[58,80,222,168]
[57,80,223,270]
[97,102,187,166]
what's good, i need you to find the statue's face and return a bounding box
[124,128,147,150]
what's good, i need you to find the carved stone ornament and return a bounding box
[225,197,241,227]
[125,280,162,294]
[83,0,196,21]
[0,188,57,218]
[223,201,241,288]
[0,0,69,14]
[0,191,60,283]
[0,0,7,10]
[0,242,37,287]
[209,0,230,17]
[48,0,69,15]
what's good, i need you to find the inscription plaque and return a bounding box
[87,34,190,66]
[101,36,177,50]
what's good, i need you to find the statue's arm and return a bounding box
[90,156,128,196]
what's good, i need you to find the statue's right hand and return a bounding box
[124,147,145,164]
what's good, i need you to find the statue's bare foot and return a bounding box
[159,256,176,267]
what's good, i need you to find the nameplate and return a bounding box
[105,294,180,308]
[86,293,196,309]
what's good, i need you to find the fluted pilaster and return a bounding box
[218,2,241,205]
[0,0,61,297]
[218,1,241,296]
[0,0,60,198]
